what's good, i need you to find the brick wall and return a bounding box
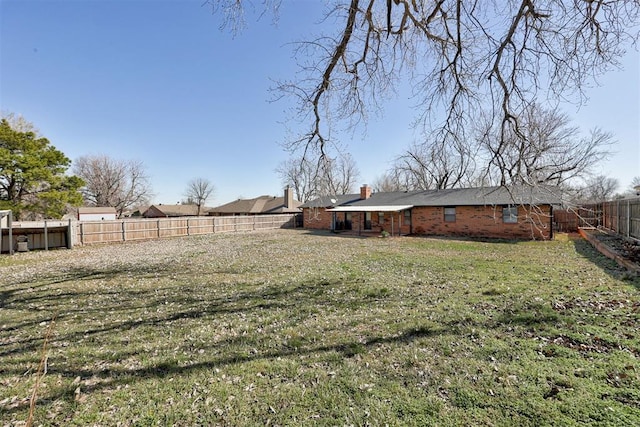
[303,207,333,230]
[411,205,553,240]
[304,205,552,240]
[304,205,553,240]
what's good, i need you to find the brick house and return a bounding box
[301,185,561,240]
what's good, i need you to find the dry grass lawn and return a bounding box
[1,229,639,426]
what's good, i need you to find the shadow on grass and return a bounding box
[2,322,442,415]
[572,235,640,289]
[3,295,572,417]
[0,261,577,418]
[1,261,411,359]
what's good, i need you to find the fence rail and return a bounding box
[1,214,301,253]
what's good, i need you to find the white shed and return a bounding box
[78,207,117,221]
[0,210,9,228]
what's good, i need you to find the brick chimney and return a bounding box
[360,184,371,200]
[284,186,293,208]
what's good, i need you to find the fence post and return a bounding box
[122,220,126,242]
[628,199,631,239]
[80,222,84,245]
[67,219,73,249]
[187,218,190,236]
[44,220,49,251]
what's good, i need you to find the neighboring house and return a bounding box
[77,207,117,221]
[301,184,562,240]
[142,204,209,218]
[208,187,302,216]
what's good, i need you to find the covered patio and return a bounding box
[326,205,413,236]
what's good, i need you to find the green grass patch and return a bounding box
[1,231,639,425]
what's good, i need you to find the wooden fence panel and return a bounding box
[73,214,300,246]
[631,200,640,240]
[214,216,239,233]
[572,198,640,242]
[188,217,215,235]
[554,207,601,232]
[123,219,162,241]
[159,218,187,238]
[79,221,123,244]
[554,199,640,241]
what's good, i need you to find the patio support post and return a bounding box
[8,211,13,255]
[391,214,394,237]
[67,219,73,249]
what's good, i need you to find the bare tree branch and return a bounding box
[212,0,639,175]
[73,155,153,217]
[184,177,215,216]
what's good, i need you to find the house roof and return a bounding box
[303,185,562,209]
[209,195,302,215]
[144,204,208,217]
[300,193,362,208]
[327,205,414,212]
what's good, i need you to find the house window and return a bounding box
[364,212,372,230]
[378,212,384,225]
[503,206,518,223]
[345,212,352,230]
[444,207,456,222]
[403,209,411,226]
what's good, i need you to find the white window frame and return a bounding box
[444,207,456,222]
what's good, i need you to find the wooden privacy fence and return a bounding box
[553,207,602,232]
[75,214,300,245]
[1,214,300,253]
[598,198,640,241]
[554,198,640,241]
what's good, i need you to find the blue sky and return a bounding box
[1,0,638,206]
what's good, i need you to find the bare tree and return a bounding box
[73,155,153,217]
[184,178,215,216]
[392,133,477,190]
[0,111,40,135]
[276,157,318,203]
[575,175,620,201]
[211,1,638,161]
[277,152,360,200]
[371,170,409,192]
[478,104,614,186]
[319,152,360,195]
